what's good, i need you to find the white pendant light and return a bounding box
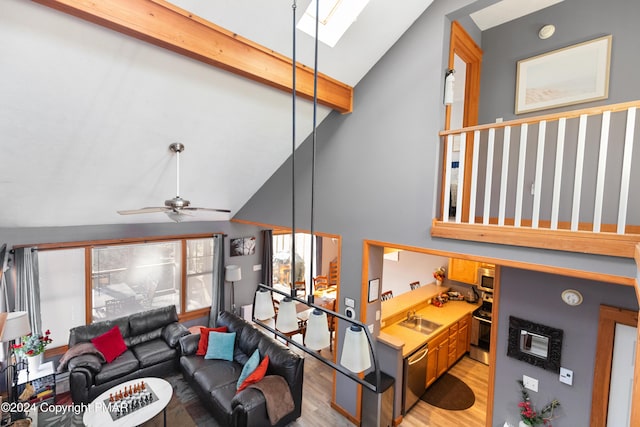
[305,309,330,350]
[340,325,371,373]
[254,287,275,320]
[275,297,299,333]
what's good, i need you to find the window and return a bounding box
[272,233,314,293]
[186,238,213,311]
[297,0,370,48]
[92,241,181,321]
[36,234,216,337]
[39,248,86,349]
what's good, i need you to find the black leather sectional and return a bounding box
[179,311,305,427]
[66,305,189,404]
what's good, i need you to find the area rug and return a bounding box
[38,373,221,427]
[421,373,475,410]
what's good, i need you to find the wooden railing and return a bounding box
[433,100,640,258]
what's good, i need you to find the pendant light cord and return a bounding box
[290,0,297,299]
[308,0,320,304]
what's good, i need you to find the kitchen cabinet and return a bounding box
[426,330,449,388]
[448,258,480,284]
[457,314,471,359]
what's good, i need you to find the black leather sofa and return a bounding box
[180,311,304,427]
[65,305,189,403]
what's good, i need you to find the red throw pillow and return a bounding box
[196,326,228,356]
[237,355,269,392]
[91,326,127,363]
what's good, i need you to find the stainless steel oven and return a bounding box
[470,291,492,365]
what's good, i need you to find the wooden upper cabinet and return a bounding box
[448,258,480,284]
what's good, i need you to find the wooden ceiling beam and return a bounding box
[32,0,353,113]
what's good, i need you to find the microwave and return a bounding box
[477,267,495,292]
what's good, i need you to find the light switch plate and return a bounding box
[559,367,573,386]
[523,375,538,392]
[345,297,355,308]
[253,264,262,271]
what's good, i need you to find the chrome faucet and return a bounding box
[407,310,416,322]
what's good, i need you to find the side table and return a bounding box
[15,361,56,406]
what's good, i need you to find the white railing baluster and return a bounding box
[532,121,546,228]
[483,128,495,225]
[469,130,480,225]
[571,114,588,231]
[456,132,467,223]
[618,107,636,234]
[443,134,453,222]
[498,126,511,226]
[593,111,611,232]
[550,118,566,230]
[515,123,528,228]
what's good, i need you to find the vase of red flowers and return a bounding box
[517,380,560,426]
[12,330,53,372]
[433,267,446,286]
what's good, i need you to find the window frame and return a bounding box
[20,232,219,324]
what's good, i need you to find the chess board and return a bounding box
[102,381,159,421]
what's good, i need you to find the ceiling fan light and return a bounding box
[165,211,184,222]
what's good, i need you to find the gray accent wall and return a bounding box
[495,267,638,426]
[236,0,639,421]
[479,0,640,124]
[1,221,265,311]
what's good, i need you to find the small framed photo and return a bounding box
[368,278,380,303]
[230,236,256,256]
[515,35,612,114]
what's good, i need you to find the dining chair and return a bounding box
[410,281,421,291]
[381,290,394,301]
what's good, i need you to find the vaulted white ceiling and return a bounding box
[0,0,554,228]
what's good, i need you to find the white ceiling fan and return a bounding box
[117,143,231,222]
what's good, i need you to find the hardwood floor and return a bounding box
[402,356,489,427]
[292,348,489,427]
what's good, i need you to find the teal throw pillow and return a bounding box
[236,349,260,390]
[204,331,236,361]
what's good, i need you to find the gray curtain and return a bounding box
[0,244,9,312]
[208,234,225,327]
[14,247,42,334]
[261,229,273,287]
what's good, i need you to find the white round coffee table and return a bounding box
[83,377,173,427]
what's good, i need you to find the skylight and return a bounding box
[297,0,370,48]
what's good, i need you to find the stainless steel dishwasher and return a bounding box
[402,343,429,415]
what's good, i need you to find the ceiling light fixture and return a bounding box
[252,0,380,392]
[538,24,556,40]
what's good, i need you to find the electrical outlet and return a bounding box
[368,324,374,333]
[523,375,538,392]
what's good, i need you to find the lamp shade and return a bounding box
[0,311,31,342]
[254,288,275,320]
[275,298,299,333]
[305,309,330,350]
[340,325,371,373]
[225,265,241,282]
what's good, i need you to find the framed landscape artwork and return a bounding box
[515,35,612,114]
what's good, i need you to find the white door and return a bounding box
[607,323,637,426]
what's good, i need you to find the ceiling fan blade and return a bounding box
[184,207,232,213]
[117,207,169,215]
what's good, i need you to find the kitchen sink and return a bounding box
[398,317,442,335]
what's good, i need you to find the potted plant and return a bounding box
[517,380,560,426]
[12,330,53,372]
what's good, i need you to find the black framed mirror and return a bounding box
[507,316,563,372]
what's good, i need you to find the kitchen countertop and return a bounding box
[379,300,479,357]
